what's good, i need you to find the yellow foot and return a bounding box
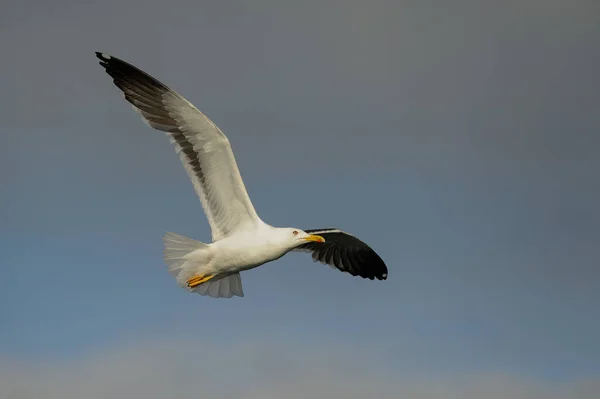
[187,274,214,288]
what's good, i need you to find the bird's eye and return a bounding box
[293,230,298,235]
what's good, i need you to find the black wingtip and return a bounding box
[299,229,389,281]
[95,51,110,60]
[95,52,114,69]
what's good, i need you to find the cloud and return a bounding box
[1,339,598,399]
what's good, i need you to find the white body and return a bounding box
[189,224,293,275]
[162,223,320,298]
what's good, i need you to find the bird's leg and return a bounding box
[187,274,214,288]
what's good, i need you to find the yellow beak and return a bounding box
[304,234,325,243]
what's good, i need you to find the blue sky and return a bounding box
[1,1,599,397]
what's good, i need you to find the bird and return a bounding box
[94,52,388,298]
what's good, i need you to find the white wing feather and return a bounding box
[97,53,262,241]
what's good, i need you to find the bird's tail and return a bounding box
[162,232,244,298]
[162,231,209,278]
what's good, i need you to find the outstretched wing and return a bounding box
[95,52,262,241]
[294,228,388,280]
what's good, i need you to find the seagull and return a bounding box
[95,52,388,298]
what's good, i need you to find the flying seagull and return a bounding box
[95,52,388,298]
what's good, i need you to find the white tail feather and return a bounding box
[162,232,244,298]
[192,272,244,298]
[163,232,208,277]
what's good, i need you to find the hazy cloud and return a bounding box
[1,340,598,399]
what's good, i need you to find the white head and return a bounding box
[271,227,325,250]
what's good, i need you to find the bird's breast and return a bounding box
[212,235,289,272]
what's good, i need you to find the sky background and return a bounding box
[1,0,599,397]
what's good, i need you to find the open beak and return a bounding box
[304,234,325,243]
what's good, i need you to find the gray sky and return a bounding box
[2,0,599,397]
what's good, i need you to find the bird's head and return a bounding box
[277,228,325,249]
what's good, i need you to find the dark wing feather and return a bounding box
[294,229,388,280]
